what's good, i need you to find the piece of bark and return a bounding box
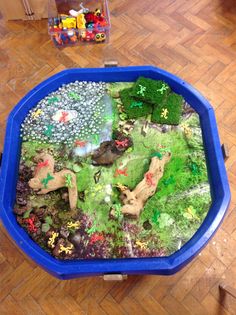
[92,133,132,166]
[120,152,171,218]
[28,153,78,210]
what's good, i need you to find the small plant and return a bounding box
[42,216,53,233]
[23,208,33,218]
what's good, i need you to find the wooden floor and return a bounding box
[1,0,236,314]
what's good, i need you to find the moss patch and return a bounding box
[151,93,183,125]
[119,88,152,119]
[131,77,171,105]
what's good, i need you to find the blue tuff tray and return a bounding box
[0,66,231,279]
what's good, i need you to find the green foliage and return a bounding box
[119,88,153,119]
[42,216,53,233]
[185,127,204,150]
[112,203,124,222]
[23,209,32,219]
[107,82,134,98]
[45,216,53,225]
[42,224,50,233]
[158,213,175,229]
[141,189,211,253]
[111,99,120,131]
[21,141,57,167]
[131,77,171,104]
[76,165,94,192]
[151,93,183,125]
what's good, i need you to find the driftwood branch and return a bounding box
[120,152,171,218]
[28,153,78,210]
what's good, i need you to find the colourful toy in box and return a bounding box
[60,15,77,29]
[52,33,63,46]
[81,30,95,42]
[95,32,106,42]
[131,77,171,104]
[77,13,86,29]
[49,2,109,46]
[52,30,78,46]
[67,30,78,43]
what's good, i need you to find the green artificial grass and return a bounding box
[151,92,183,125]
[119,88,152,119]
[131,77,171,105]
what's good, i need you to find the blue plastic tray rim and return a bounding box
[0,66,231,279]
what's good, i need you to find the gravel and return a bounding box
[20,81,108,145]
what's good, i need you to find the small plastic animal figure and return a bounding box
[145,172,155,186]
[32,109,43,119]
[24,216,37,233]
[59,111,69,123]
[75,140,87,147]
[89,233,104,244]
[136,240,148,250]
[115,139,129,148]
[67,221,80,229]
[58,243,74,254]
[114,168,128,177]
[161,108,169,119]
[48,232,59,248]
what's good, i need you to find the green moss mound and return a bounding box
[119,88,152,119]
[131,76,171,104]
[76,165,94,192]
[151,93,183,125]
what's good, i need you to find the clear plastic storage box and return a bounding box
[48,0,110,47]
